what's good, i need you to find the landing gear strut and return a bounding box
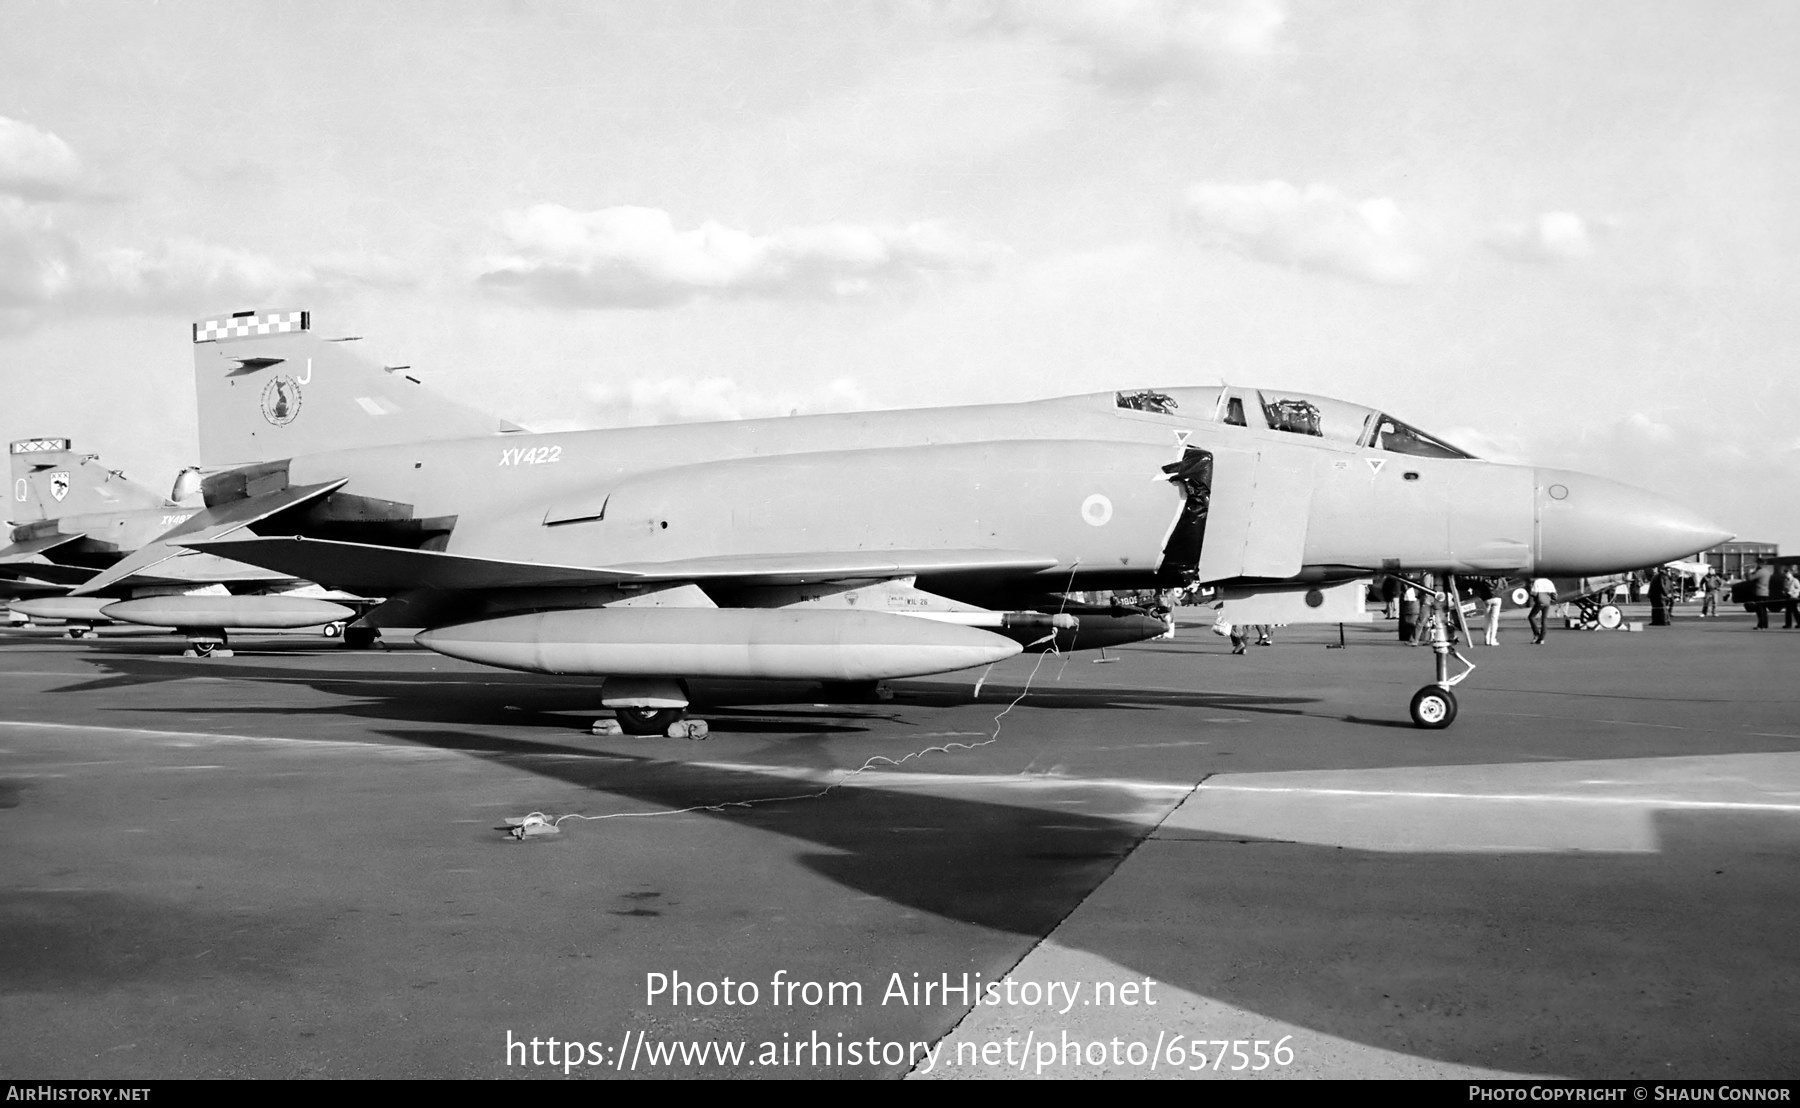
[1406,575,1475,730]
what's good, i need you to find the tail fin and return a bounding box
[8,438,169,524]
[192,308,526,467]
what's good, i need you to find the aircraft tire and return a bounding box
[322,621,344,639]
[1597,604,1623,630]
[1409,685,1457,729]
[616,707,685,736]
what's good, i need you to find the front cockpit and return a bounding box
[1114,386,1475,460]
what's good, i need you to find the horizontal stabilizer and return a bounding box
[71,480,346,595]
[0,532,85,563]
[0,561,96,586]
[180,536,641,592]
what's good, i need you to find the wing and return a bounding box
[70,479,346,595]
[179,535,1058,593]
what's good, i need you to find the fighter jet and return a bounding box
[3,437,366,651]
[76,308,1730,729]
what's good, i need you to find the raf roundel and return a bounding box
[261,375,303,427]
[1081,493,1113,527]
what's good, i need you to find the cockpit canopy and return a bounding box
[1115,387,1475,460]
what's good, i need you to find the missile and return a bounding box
[416,607,1023,681]
[99,596,356,630]
[1036,610,1173,652]
[10,597,114,623]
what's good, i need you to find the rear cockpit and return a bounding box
[1114,387,1475,460]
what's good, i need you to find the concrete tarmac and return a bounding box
[0,605,1794,1079]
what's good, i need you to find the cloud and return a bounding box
[0,117,413,328]
[72,239,329,311]
[558,376,877,429]
[0,198,75,307]
[1434,426,1529,466]
[0,202,411,324]
[1177,179,1428,285]
[970,0,1286,90]
[476,205,1007,309]
[0,117,82,200]
[1487,211,1603,264]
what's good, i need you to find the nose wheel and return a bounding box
[1409,685,1458,728]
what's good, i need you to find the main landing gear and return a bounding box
[615,707,686,735]
[596,708,708,739]
[342,624,381,650]
[182,630,233,658]
[1569,597,1624,631]
[592,677,708,738]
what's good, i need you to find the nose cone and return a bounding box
[1534,469,1732,576]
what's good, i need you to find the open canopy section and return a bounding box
[1113,387,1476,460]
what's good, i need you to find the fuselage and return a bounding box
[264,386,1725,587]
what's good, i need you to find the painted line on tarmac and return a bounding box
[1202,783,1800,812]
[1491,710,1800,739]
[687,759,1196,796]
[0,671,116,679]
[0,718,446,757]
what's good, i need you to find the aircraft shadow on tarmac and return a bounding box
[356,727,1800,1076]
[25,649,1800,1075]
[54,650,1321,723]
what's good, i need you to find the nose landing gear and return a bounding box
[1406,575,1476,730]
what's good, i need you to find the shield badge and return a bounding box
[261,375,302,426]
[50,471,69,502]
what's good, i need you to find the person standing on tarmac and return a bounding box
[1700,569,1723,618]
[1528,577,1556,644]
[1780,566,1800,630]
[1470,577,1503,646]
[1749,561,1775,630]
[1650,568,1671,627]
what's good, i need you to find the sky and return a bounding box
[1,0,1795,549]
